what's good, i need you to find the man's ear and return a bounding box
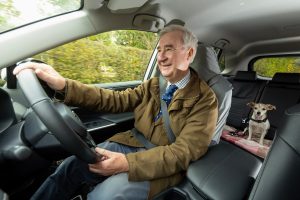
[187,47,194,62]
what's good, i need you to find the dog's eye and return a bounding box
[262,108,266,110]
[254,107,258,110]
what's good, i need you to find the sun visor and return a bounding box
[107,0,149,13]
[84,0,105,10]
[133,14,165,32]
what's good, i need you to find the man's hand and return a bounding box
[13,62,66,91]
[89,147,129,176]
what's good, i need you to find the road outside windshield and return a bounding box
[0,0,81,33]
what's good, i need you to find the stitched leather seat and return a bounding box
[226,71,267,130]
[257,72,300,139]
[191,45,232,144]
[187,140,262,200]
[249,103,300,200]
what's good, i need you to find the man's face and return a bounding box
[157,30,192,83]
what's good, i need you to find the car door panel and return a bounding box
[72,82,139,143]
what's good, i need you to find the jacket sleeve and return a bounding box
[126,86,218,181]
[63,79,146,113]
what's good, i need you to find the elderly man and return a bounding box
[14,25,218,200]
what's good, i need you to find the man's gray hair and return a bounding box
[159,25,198,63]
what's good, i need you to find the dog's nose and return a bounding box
[257,112,261,115]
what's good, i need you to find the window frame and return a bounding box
[0,0,83,34]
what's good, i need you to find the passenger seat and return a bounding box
[249,103,300,200]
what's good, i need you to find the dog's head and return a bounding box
[247,102,276,119]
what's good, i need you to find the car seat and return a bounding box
[190,44,233,145]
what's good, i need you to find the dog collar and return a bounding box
[250,117,268,123]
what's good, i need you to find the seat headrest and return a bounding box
[271,73,300,84]
[234,71,257,81]
[190,44,221,82]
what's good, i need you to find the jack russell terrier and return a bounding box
[243,102,276,145]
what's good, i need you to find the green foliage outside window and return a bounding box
[33,30,158,84]
[0,79,5,87]
[253,57,300,78]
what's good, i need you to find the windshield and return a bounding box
[0,0,82,33]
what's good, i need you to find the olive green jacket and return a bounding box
[64,69,218,198]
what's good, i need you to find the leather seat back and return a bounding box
[226,71,266,129]
[190,45,232,144]
[249,103,300,200]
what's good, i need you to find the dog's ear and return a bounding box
[247,102,255,108]
[266,104,276,110]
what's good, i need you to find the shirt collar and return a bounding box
[167,69,191,89]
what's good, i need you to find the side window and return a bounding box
[33,30,158,84]
[213,47,225,72]
[0,69,6,87]
[218,54,225,72]
[253,56,300,78]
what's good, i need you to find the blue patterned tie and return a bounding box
[162,84,178,107]
[154,84,178,121]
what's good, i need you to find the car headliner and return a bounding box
[1,0,300,73]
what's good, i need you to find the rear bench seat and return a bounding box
[226,71,266,130]
[258,72,300,140]
[222,72,300,157]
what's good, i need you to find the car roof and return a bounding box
[1,0,300,73]
[155,0,300,50]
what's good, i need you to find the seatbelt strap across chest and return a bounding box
[132,75,176,149]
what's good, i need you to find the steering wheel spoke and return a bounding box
[17,64,99,163]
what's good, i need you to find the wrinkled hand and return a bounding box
[89,147,129,176]
[13,62,66,90]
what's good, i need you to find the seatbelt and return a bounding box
[132,75,176,149]
[159,75,176,143]
[131,128,157,149]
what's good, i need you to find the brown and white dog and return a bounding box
[243,102,276,145]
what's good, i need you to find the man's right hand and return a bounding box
[13,62,66,91]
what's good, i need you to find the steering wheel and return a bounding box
[16,63,100,164]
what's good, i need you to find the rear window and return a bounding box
[0,0,82,33]
[253,56,300,78]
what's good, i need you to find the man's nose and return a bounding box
[157,52,167,62]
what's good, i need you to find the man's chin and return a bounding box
[160,71,171,78]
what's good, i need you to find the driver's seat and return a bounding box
[153,45,234,200]
[190,44,232,145]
